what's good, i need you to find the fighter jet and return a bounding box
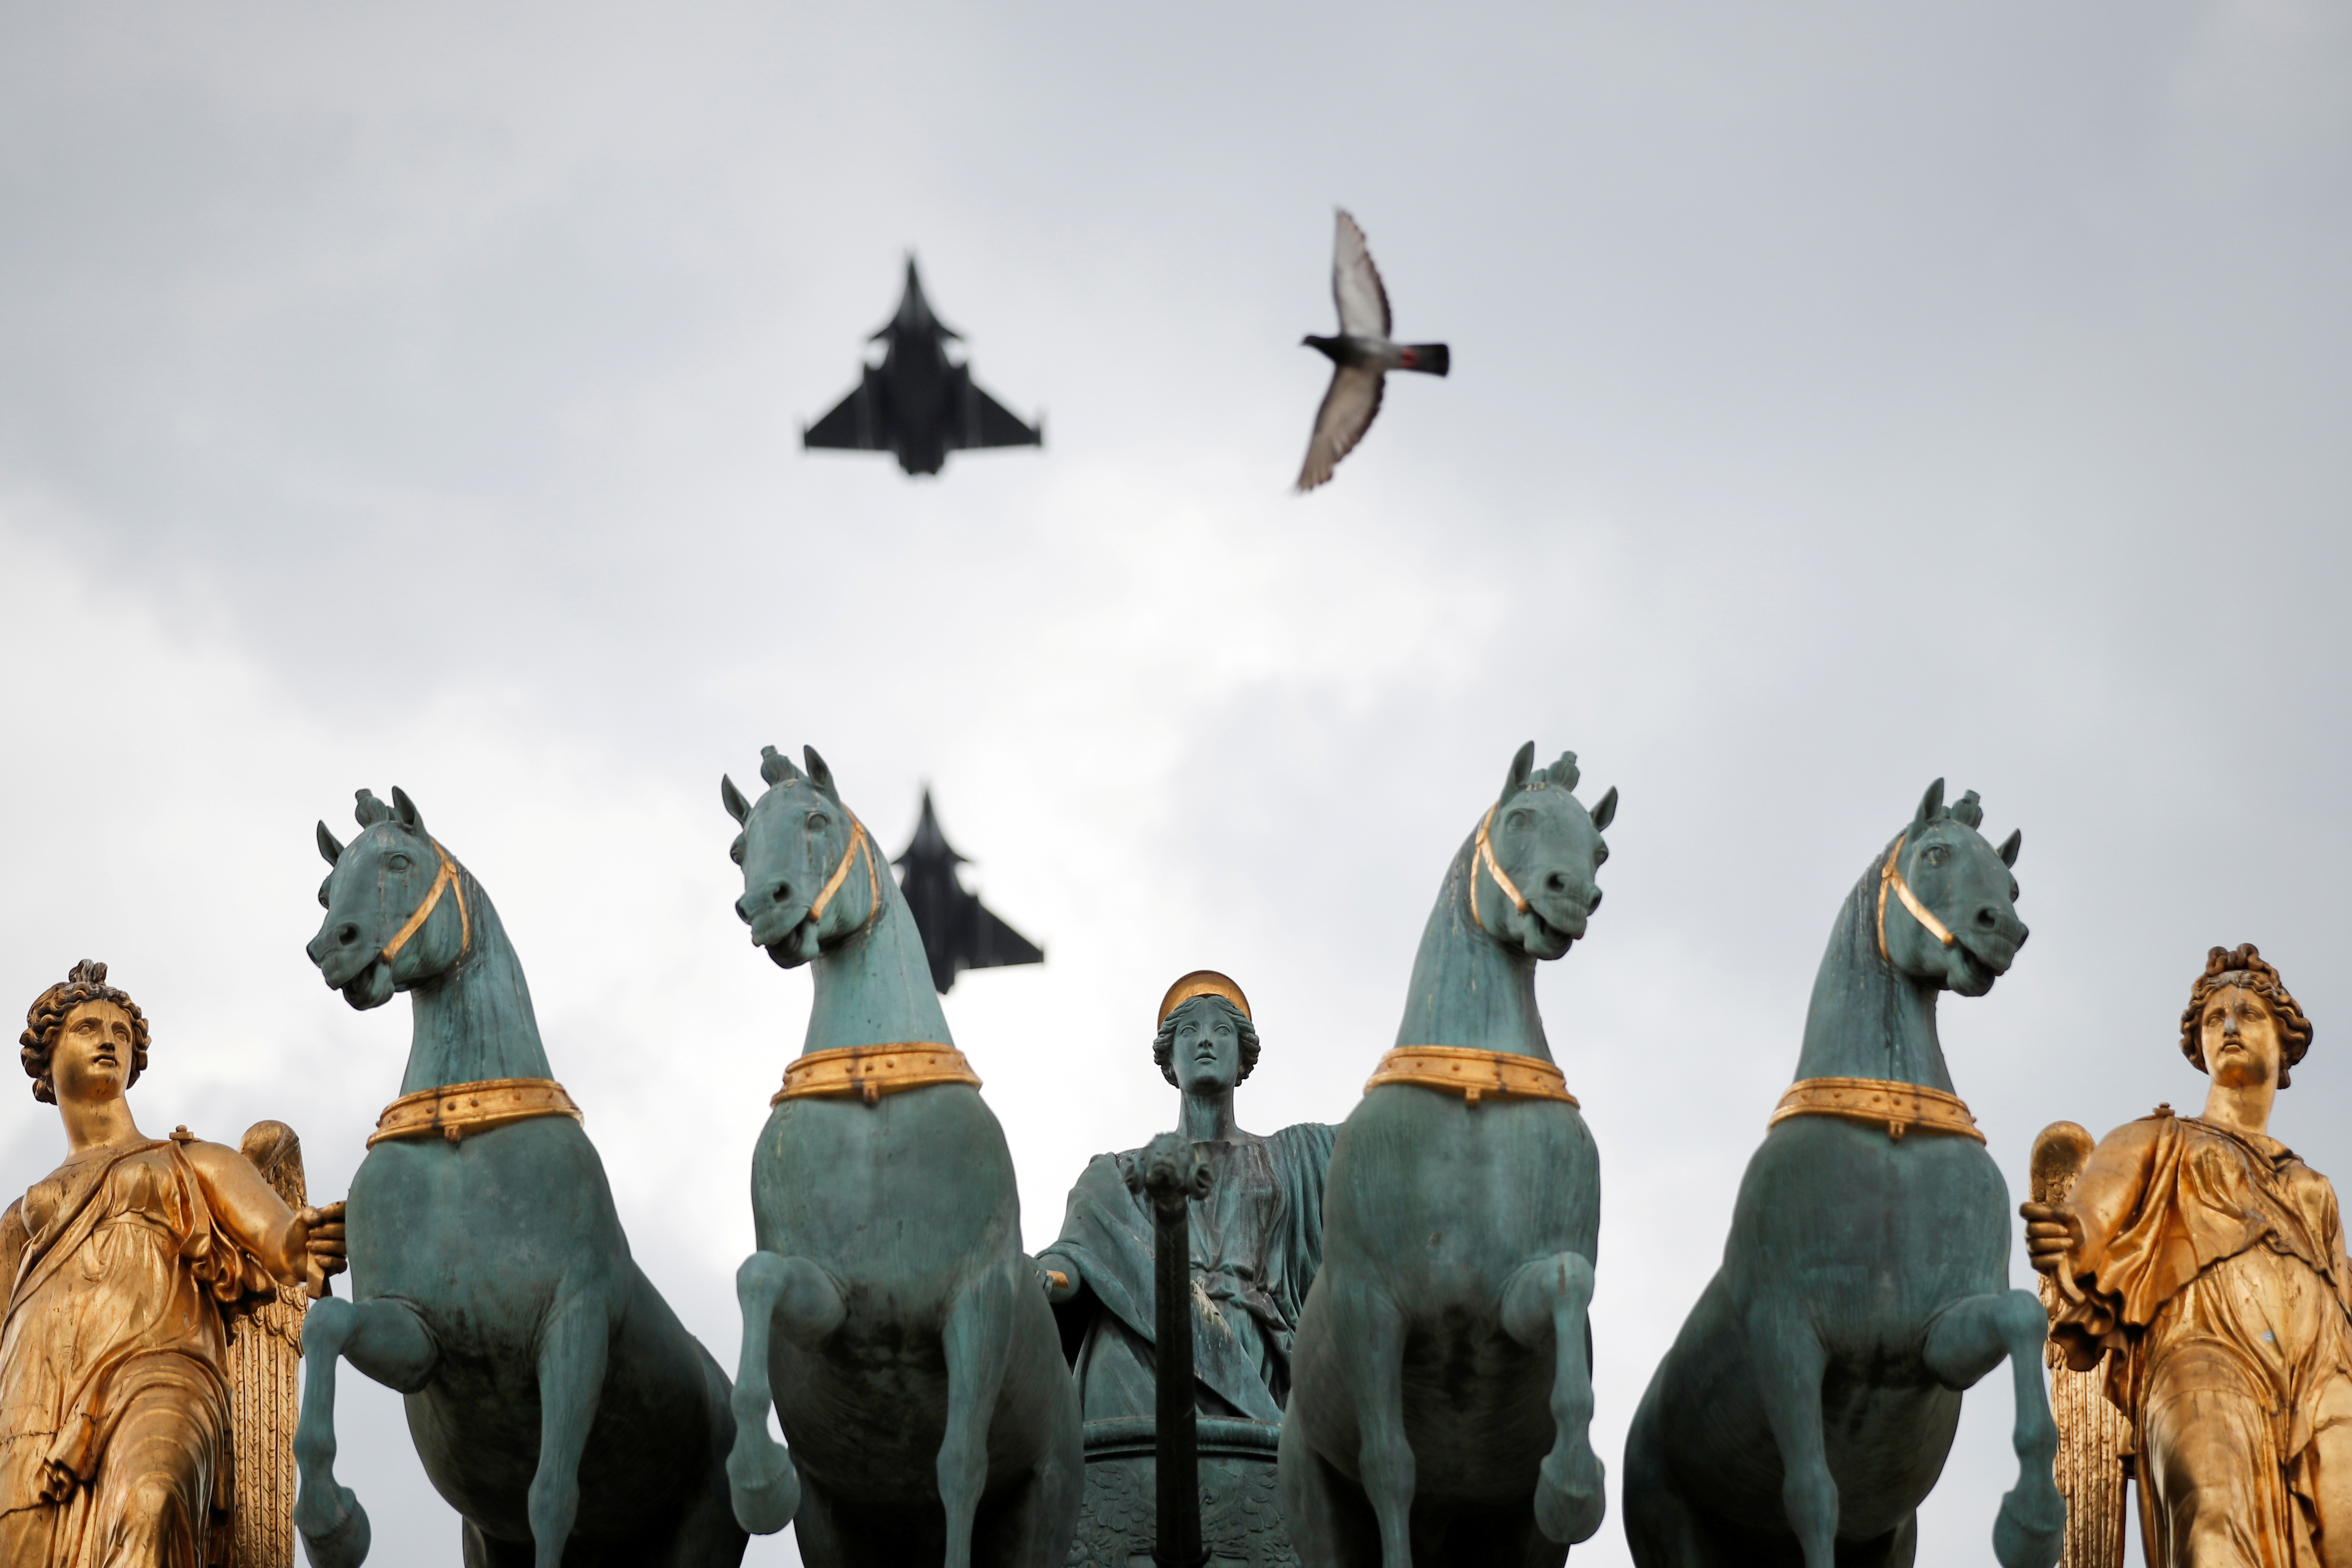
[803,258,1043,477]
[894,791,1044,994]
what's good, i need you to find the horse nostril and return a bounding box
[770,881,791,904]
[1587,889,1603,913]
[1547,872,1567,893]
[1977,907,1999,929]
[334,923,360,948]
[733,896,753,925]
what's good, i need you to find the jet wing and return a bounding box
[964,899,1044,973]
[803,369,886,451]
[953,366,1043,451]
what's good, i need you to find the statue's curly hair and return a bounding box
[20,960,149,1104]
[1152,995,1260,1088]
[2181,942,2313,1088]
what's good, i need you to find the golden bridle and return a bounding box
[1875,833,1957,964]
[379,839,471,964]
[805,813,883,934]
[1466,803,1531,932]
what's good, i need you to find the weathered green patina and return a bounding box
[294,788,745,1568]
[1038,986,1330,1568]
[1622,781,2062,1568]
[1280,743,1614,1567]
[719,746,1081,1568]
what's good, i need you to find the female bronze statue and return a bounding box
[2026,943,2352,1566]
[0,961,345,1567]
[1039,971,1334,1422]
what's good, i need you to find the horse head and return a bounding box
[1877,778,2027,998]
[1470,741,1617,961]
[724,745,880,968]
[305,787,471,1010]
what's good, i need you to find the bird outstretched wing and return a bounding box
[1296,364,1383,491]
[1332,210,1391,340]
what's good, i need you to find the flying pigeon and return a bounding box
[1296,210,1450,491]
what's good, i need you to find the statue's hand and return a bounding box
[1034,1253,1078,1304]
[297,1200,349,1300]
[2018,1200,2076,1277]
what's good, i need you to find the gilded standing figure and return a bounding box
[2026,944,2352,1567]
[0,962,346,1568]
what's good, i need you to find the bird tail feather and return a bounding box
[1401,343,1449,377]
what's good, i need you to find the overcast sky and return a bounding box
[3,3,2348,1564]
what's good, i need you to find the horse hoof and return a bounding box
[1992,1481,2065,1568]
[1535,1447,1607,1545]
[727,1439,800,1536]
[295,1482,372,1568]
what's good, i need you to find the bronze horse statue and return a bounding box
[295,787,744,1568]
[718,746,1081,1567]
[1282,743,1615,1566]
[1623,780,2061,1568]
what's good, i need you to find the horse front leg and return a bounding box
[937,1261,1020,1568]
[727,1251,842,1535]
[1316,1279,1414,1568]
[527,1292,612,1568]
[1924,1290,2064,1568]
[295,1295,439,1568]
[1500,1251,1607,1545]
[1742,1301,1838,1568]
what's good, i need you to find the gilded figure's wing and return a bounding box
[225,1121,309,1568]
[2033,1120,2131,1568]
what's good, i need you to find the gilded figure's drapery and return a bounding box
[2051,1112,2352,1568]
[0,1138,286,1568]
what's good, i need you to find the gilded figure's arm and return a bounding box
[0,1199,25,1305]
[2057,1120,2164,1274]
[184,1140,345,1290]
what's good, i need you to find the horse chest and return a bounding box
[1328,1092,1599,1278]
[346,1127,625,1332]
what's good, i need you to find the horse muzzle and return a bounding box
[1950,925,2024,994]
[1522,894,1593,955]
[340,959,398,1010]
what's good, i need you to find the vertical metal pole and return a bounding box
[1131,1134,1210,1568]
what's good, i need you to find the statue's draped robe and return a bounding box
[1048,1124,1335,1422]
[0,1141,281,1568]
[2052,1112,2352,1568]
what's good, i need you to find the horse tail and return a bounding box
[1501,1252,1607,1546]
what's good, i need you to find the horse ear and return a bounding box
[1498,741,1536,806]
[391,786,426,836]
[803,746,841,803]
[721,774,751,824]
[1910,778,1945,831]
[1998,828,2022,868]
[759,746,798,787]
[316,821,346,866]
[1588,785,1618,832]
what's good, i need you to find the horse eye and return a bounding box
[1506,810,1532,832]
[386,854,412,872]
[807,812,829,831]
[318,884,331,910]
[1923,846,1948,866]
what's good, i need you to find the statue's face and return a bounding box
[52,1000,133,1105]
[2202,984,2283,1091]
[1171,1001,1243,1097]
